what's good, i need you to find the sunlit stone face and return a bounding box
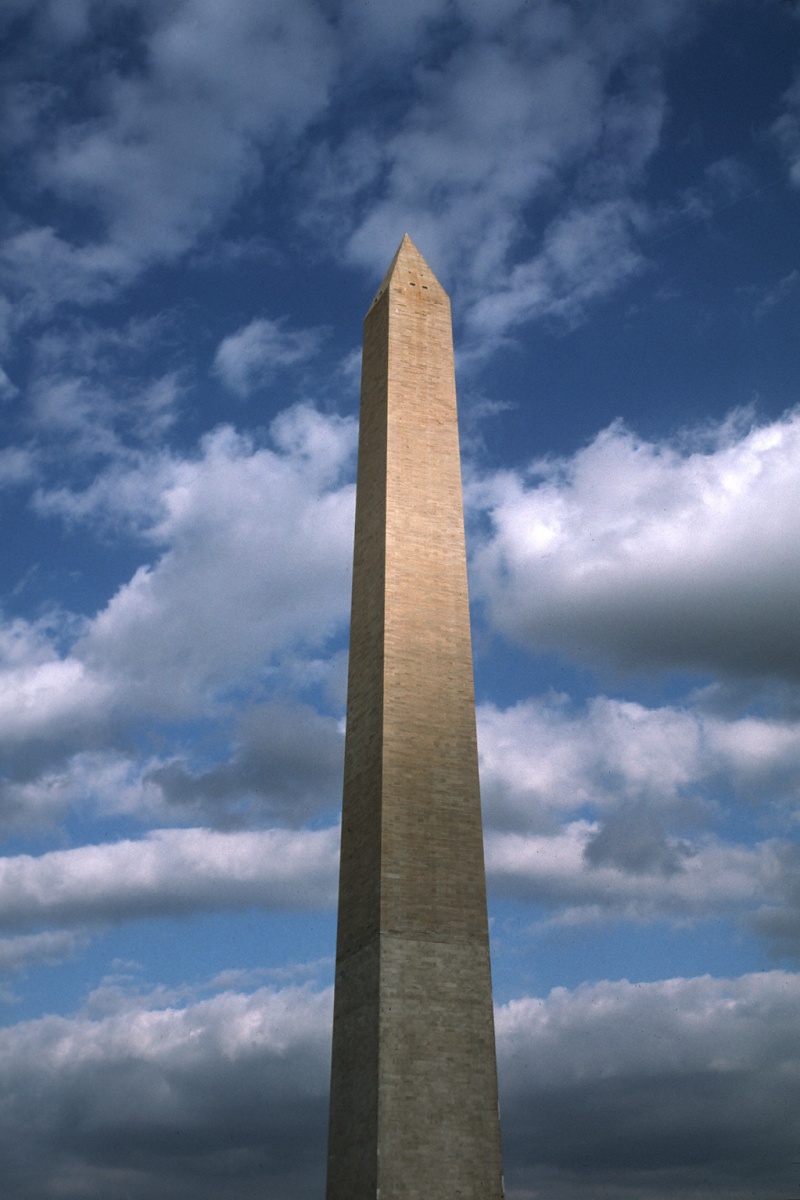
[326,236,504,1200]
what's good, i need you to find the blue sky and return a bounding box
[1,1,800,1197]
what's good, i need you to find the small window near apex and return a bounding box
[409,281,416,286]
[422,284,428,289]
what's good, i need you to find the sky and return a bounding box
[1,1,800,1197]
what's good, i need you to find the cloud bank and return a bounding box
[0,970,796,1200]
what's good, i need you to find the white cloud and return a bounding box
[306,0,701,345]
[0,445,34,485]
[749,841,800,953]
[76,412,356,716]
[6,684,798,939]
[498,970,800,1198]
[213,317,322,397]
[0,928,86,979]
[33,445,179,533]
[0,615,114,752]
[478,693,800,832]
[17,314,184,456]
[0,749,164,832]
[478,690,800,936]
[5,407,356,755]
[472,409,800,679]
[480,693,705,832]
[487,820,779,926]
[0,968,796,1199]
[0,364,18,400]
[465,196,649,340]
[342,35,606,276]
[0,981,332,1199]
[148,700,344,826]
[0,0,728,347]
[0,696,344,832]
[0,223,139,312]
[28,370,182,459]
[0,825,339,933]
[2,0,338,308]
[342,42,608,287]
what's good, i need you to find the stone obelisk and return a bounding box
[326,235,503,1200]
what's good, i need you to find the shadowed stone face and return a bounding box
[326,235,504,1200]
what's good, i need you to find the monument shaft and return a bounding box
[327,235,503,1200]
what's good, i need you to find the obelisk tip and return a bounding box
[367,233,446,311]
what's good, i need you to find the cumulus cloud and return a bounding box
[0,981,333,1200]
[0,929,86,980]
[4,688,799,946]
[2,406,356,763]
[0,970,796,1199]
[341,33,607,277]
[478,691,800,940]
[0,0,733,348]
[14,315,184,461]
[306,0,699,344]
[76,412,356,716]
[1,0,337,309]
[486,820,778,925]
[27,370,182,460]
[213,317,323,397]
[749,841,800,954]
[0,751,149,833]
[0,225,133,314]
[0,614,115,758]
[498,970,800,1199]
[472,409,800,680]
[0,14,796,1197]
[0,696,344,833]
[0,825,339,933]
[148,700,344,826]
[479,695,700,832]
[478,693,800,833]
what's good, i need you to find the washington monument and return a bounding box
[326,235,504,1199]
